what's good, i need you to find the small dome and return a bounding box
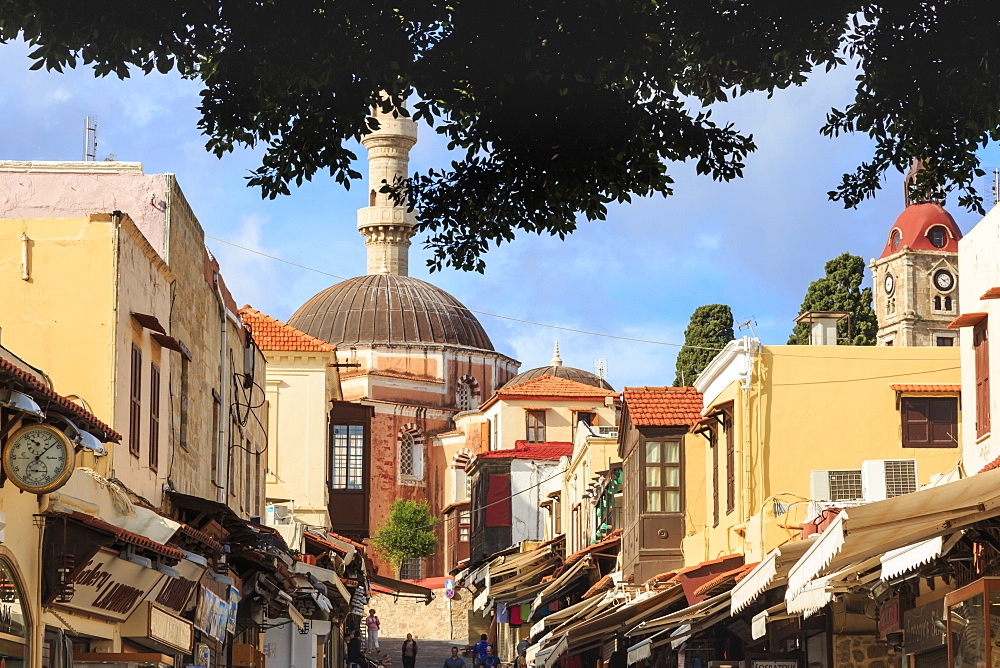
[502,365,614,391]
[878,203,962,259]
[289,274,495,350]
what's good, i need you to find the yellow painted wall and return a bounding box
[684,345,961,565]
[264,352,336,526]
[0,214,173,503]
[488,398,615,449]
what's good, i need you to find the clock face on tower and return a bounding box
[2,424,74,493]
[934,269,954,292]
[884,273,895,295]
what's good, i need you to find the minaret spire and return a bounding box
[357,99,418,276]
[550,342,563,367]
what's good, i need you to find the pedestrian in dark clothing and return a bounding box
[473,635,494,668]
[444,647,466,668]
[347,632,365,668]
[482,647,501,668]
[402,634,419,668]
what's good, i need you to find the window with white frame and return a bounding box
[399,425,424,480]
[400,557,423,580]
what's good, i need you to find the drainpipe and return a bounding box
[213,271,228,504]
[163,175,174,265]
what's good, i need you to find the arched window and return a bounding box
[935,296,942,310]
[369,189,377,207]
[945,296,952,311]
[928,226,947,248]
[0,559,28,664]
[457,382,473,411]
[891,230,901,250]
[399,425,424,480]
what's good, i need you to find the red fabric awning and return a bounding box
[485,475,511,527]
[948,312,987,329]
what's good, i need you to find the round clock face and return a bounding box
[3,424,74,493]
[884,273,895,295]
[934,269,954,291]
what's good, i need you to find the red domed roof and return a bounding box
[878,203,962,259]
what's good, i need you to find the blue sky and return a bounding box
[1,39,996,389]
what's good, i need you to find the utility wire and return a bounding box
[0,123,965,362]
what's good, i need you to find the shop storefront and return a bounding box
[903,600,947,668]
[945,577,1000,668]
[0,558,30,668]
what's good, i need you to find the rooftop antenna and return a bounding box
[737,317,757,339]
[993,168,999,208]
[84,116,98,161]
[594,358,607,380]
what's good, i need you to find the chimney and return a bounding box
[793,311,852,345]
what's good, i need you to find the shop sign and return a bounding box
[122,601,194,653]
[195,586,234,644]
[152,557,206,614]
[903,599,946,655]
[57,548,165,622]
[749,661,798,668]
[878,597,902,638]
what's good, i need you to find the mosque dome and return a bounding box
[500,344,614,391]
[288,274,495,350]
[878,202,963,260]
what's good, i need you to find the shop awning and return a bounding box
[293,561,352,605]
[531,592,608,637]
[559,585,686,653]
[730,539,814,614]
[530,555,597,616]
[534,633,569,668]
[879,532,963,581]
[628,591,730,636]
[368,574,434,603]
[787,467,1000,598]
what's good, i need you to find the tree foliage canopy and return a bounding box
[674,304,734,387]
[370,499,438,570]
[4,1,999,270]
[788,253,877,346]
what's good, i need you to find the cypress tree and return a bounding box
[674,305,734,387]
[788,253,877,345]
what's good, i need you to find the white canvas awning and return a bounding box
[626,639,652,666]
[787,467,1000,598]
[880,532,962,581]
[730,539,814,614]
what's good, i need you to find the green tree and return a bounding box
[370,499,438,570]
[674,305,734,387]
[788,253,877,346]
[4,1,998,270]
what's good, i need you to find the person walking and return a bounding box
[347,631,365,668]
[516,638,529,667]
[482,647,501,668]
[444,647,466,668]
[401,634,419,668]
[365,609,381,650]
[472,635,493,668]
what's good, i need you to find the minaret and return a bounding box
[357,105,418,276]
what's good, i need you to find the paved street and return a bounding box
[379,637,467,668]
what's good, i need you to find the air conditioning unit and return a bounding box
[266,504,292,525]
[810,469,863,502]
[862,459,917,502]
[597,426,619,438]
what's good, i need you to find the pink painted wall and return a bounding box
[0,162,168,256]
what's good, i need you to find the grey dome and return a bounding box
[288,274,495,350]
[501,365,614,391]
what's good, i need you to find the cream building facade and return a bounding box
[688,338,962,565]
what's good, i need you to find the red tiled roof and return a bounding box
[0,356,121,441]
[949,312,988,329]
[564,529,622,568]
[692,562,759,597]
[65,511,185,560]
[981,287,1000,300]
[980,454,1000,474]
[582,573,615,599]
[890,384,961,393]
[495,375,617,399]
[623,387,703,426]
[643,570,679,586]
[475,440,573,461]
[240,305,336,353]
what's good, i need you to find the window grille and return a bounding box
[827,470,863,501]
[400,557,423,580]
[884,460,917,498]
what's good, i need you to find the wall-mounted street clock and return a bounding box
[884,272,895,295]
[3,424,74,493]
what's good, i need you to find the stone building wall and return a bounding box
[368,586,476,642]
[833,635,902,668]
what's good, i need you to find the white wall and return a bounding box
[510,459,563,544]
[263,619,332,668]
[959,206,1000,473]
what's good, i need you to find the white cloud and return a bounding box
[43,87,71,105]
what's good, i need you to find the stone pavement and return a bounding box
[378,637,467,668]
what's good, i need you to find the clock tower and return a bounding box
[869,181,963,347]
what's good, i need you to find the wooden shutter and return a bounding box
[724,411,735,514]
[485,474,512,527]
[708,427,719,527]
[130,344,142,456]
[902,397,931,447]
[481,420,490,450]
[976,321,991,437]
[149,363,160,470]
[928,398,957,447]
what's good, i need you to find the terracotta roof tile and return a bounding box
[980,454,1000,474]
[475,440,573,461]
[563,529,621,568]
[890,384,961,393]
[497,375,617,399]
[623,387,703,426]
[240,305,336,353]
[981,287,1000,300]
[949,312,988,329]
[0,356,120,441]
[692,562,759,597]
